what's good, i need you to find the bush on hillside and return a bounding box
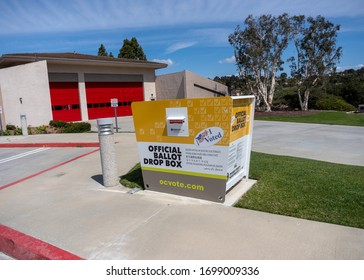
[314,96,356,111]
[275,89,356,111]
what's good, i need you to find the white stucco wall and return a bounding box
[0,86,5,130]
[77,72,89,120]
[0,61,52,127]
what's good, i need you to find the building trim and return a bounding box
[84,73,143,82]
[0,53,167,70]
[48,73,78,82]
[193,83,226,96]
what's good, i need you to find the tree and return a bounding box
[288,15,342,110]
[229,14,291,111]
[97,44,108,56]
[118,37,147,60]
[327,68,364,107]
[213,75,246,94]
[109,52,114,58]
[280,72,288,79]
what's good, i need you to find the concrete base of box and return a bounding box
[223,179,257,207]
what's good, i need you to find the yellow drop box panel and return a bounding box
[132,96,255,203]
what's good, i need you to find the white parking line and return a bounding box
[0,148,51,164]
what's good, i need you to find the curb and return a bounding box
[0,142,99,148]
[0,225,84,260]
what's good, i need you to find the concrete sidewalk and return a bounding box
[1,126,364,260]
[252,120,364,166]
[0,116,134,146]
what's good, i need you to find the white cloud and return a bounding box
[219,56,235,64]
[152,58,174,66]
[190,27,232,46]
[2,0,363,36]
[166,42,197,54]
[337,64,364,71]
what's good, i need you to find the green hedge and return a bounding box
[63,122,91,133]
[314,95,356,111]
[49,120,91,133]
[49,120,68,128]
[274,87,357,111]
[6,124,16,130]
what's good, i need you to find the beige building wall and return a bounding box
[185,70,228,98]
[156,70,228,100]
[0,61,52,127]
[155,71,185,100]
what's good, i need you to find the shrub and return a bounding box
[35,125,48,134]
[282,93,301,109]
[63,122,91,133]
[1,130,11,136]
[314,95,356,111]
[49,120,68,128]
[49,120,91,133]
[6,124,16,130]
[15,127,22,135]
[273,86,299,109]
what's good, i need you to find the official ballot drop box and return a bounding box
[132,96,255,203]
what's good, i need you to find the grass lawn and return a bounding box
[121,152,364,229]
[255,111,364,126]
[235,152,364,229]
[120,163,144,189]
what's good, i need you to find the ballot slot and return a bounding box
[166,107,189,137]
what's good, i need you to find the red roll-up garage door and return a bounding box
[49,82,81,122]
[85,82,143,120]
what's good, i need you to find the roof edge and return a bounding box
[0,53,168,70]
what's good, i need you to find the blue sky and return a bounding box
[1,0,364,78]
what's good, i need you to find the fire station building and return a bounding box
[0,53,167,127]
[0,53,228,129]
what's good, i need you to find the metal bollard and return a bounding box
[20,114,28,136]
[97,118,119,187]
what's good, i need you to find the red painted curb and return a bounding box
[0,225,84,260]
[0,142,99,148]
